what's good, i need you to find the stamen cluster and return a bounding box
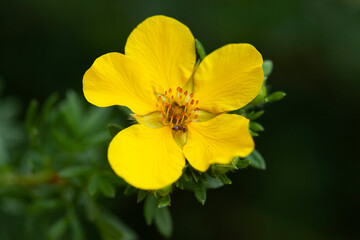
[156,87,199,131]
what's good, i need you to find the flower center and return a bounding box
[156,87,199,132]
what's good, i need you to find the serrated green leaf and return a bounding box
[108,124,123,137]
[195,39,206,60]
[156,195,171,208]
[137,190,147,203]
[262,60,273,77]
[246,149,266,170]
[154,207,173,238]
[266,91,286,102]
[144,196,157,225]
[48,216,68,240]
[194,181,207,205]
[58,166,91,178]
[250,121,264,132]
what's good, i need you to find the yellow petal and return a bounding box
[108,124,185,190]
[125,15,196,94]
[193,44,263,114]
[183,114,254,172]
[83,52,157,115]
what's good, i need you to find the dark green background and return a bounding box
[1,0,359,239]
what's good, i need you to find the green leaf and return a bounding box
[246,149,266,170]
[266,91,286,102]
[98,177,116,198]
[262,60,273,77]
[58,165,91,178]
[108,124,123,137]
[156,195,171,208]
[61,91,83,134]
[195,39,206,60]
[236,159,251,169]
[25,99,39,131]
[83,191,99,221]
[96,210,137,240]
[144,196,157,225]
[41,93,59,120]
[205,174,224,189]
[250,121,264,132]
[48,216,68,240]
[124,184,137,196]
[67,208,84,240]
[194,181,207,205]
[137,190,147,203]
[87,175,99,196]
[220,175,232,185]
[154,207,173,238]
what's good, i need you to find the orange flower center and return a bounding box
[156,87,199,132]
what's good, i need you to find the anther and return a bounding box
[169,88,172,93]
[195,100,199,105]
[165,91,167,95]
[179,88,183,93]
[190,93,194,98]
[184,91,188,96]
[190,99,194,105]
[158,96,162,101]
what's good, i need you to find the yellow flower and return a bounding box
[83,15,263,190]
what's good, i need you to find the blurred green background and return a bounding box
[1,0,359,239]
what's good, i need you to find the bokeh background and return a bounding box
[1,0,359,239]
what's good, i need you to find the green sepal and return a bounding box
[249,129,259,137]
[262,60,273,77]
[266,91,286,102]
[236,159,251,169]
[195,39,206,60]
[137,190,148,203]
[250,121,265,132]
[219,175,232,185]
[156,195,171,208]
[124,184,137,196]
[154,185,172,197]
[246,110,265,120]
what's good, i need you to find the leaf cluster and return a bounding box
[0,90,136,240]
